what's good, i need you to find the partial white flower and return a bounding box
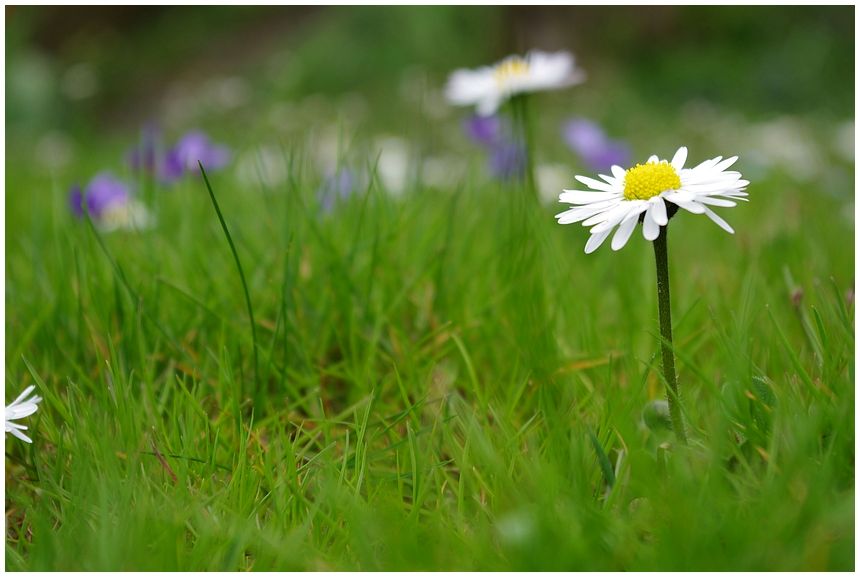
[374,136,412,196]
[98,199,155,233]
[556,146,748,253]
[445,50,585,116]
[5,385,42,444]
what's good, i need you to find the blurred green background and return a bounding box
[6,6,855,176]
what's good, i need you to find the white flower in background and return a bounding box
[97,200,155,233]
[236,145,288,189]
[5,385,42,443]
[445,50,585,116]
[374,137,412,196]
[536,163,571,206]
[556,146,748,253]
[421,155,467,188]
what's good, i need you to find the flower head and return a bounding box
[5,385,42,444]
[318,168,359,213]
[70,172,129,218]
[563,118,631,173]
[162,131,231,182]
[70,172,154,232]
[446,50,585,116]
[556,146,749,253]
[463,114,503,146]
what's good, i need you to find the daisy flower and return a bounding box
[5,385,42,444]
[555,146,748,253]
[445,50,585,116]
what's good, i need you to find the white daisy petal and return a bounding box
[663,190,696,204]
[7,427,33,443]
[584,228,612,254]
[9,385,36,408]
[6,404,39,420]
[712,156,738,172]
[649,196,668,226]
[611,165,626,180]
[574,175,616,192]
[5,386,41,444]
[703,207,735,234]
[642,209,660,240]
[674,200,707,214]
[590,202,640,234]
[647,155,659,163]
[598,173,621,186]
[559,190,620,204]
[476,95,503,116]
[696,196,737,208]
[671,147,688,170]
[611,213,639,251]
[555,201,617,224]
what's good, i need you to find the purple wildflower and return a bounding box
[127,123,162,173]
[69,172,130,218]
[69,172,154,231]
[463,115,503,147]
[563,118,631,173]
[162,131,231,182]
[318,168,357,213]
[488,141,526,181]
[463,113,527,181]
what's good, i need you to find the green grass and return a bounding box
[5,126,854,569]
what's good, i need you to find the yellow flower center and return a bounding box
[494,57,530,85]
[623,161,681,201]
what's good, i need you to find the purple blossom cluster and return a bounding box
[127,126,231,184]
[463,115,526,181]
[70,126,231,230]
[562,118,631,173]
[317,168,359,214]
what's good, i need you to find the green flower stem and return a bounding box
[653,225,688,445]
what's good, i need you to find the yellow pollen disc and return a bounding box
[623,161,681,201]
[494,57,530,85]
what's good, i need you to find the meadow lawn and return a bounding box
[5,6,855,571]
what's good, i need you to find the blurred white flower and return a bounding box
[206,76,251,111]
[421,155,467,188]
[61,62,98,100]
[5,385,42,444]
[374,137,412,196]
[495,509,537,547]
[98,200,156,233]
[236,146,288,189]
[556,146,749,253]
[445,50,584,116]
[35,131,75,171]
[536,163,571,206]
[745,118,821,182]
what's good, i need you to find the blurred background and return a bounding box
[6,6,854,194]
